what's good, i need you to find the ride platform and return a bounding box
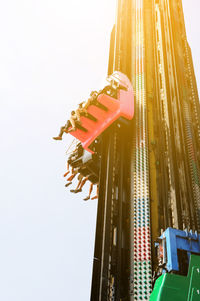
[69,72,134,153]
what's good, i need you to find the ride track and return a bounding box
[91,0,152,299]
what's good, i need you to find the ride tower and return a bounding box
[90,0,200,300]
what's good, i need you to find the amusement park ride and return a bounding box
[54,0,200,300]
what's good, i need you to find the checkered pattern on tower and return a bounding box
[130,0,152,300]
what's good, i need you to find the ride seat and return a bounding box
[70,88,134,153]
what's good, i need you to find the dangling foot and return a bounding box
[53,136,62,140]
[63,171,70,177]
[83,196,90,201]
[65,182,72,187]
[70,189,76,193]
[74,188,82,193]
[91,195,98,200]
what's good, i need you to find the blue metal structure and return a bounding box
[158,228,200,273]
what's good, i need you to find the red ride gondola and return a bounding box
[70,72,134,153]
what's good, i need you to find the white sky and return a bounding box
[0,1,199,300]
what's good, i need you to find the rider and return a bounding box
[53,111,77,140]
[83,91,98,109]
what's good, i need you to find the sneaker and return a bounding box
[65,182,72,187]
[83,196,90,201]
[70,189,76,193]
[53,136,62,140]
[74,188,82,193]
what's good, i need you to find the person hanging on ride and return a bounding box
[83,91,98,109]
[83,183,99,201]
[63,144,81,177]
[53,111,79,140]
[52,95,97,141]
[75,102,89,120]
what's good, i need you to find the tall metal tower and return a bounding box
[90,0,200,300]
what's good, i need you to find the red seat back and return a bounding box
[70,89,134,153]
